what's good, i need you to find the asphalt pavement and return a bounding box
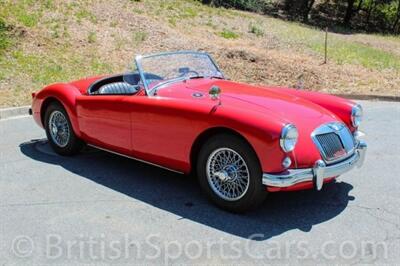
[0,100,399,265]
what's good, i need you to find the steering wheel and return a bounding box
[185,70,200,77]
[123,72,162,84]
[123,72,141,85]
[145,73,164,88]
[175,69,200,78]
[136,72,164,87]
[144,73,163,81]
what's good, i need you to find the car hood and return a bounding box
[158,79,340,127]
[157,78,343,168]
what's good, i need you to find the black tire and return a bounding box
[44,102,84,156]
[197,134,267,213]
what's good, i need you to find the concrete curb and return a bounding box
[334,94,400,102]
[0,106,30,120]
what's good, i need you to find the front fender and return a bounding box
[32,83,82,137]
[198,103,290,173]
[278,88,357,131]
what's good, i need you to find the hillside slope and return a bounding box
[0,0,399,107]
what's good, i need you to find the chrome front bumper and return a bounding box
[262,140,367,191]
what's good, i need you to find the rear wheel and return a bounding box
[197,134,267,212]
[44,102,84,156]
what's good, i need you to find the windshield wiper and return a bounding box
[210,76,224,80]
[189,75,205,79]
[189,75,224,80]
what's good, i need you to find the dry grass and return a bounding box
[0,0,399,107]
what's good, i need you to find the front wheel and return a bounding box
[44,102,84,156]
[197,134,267,213]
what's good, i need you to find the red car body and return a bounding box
[32,73,362,192]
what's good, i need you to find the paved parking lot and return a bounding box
[0,100,399,265]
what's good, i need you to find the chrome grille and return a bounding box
[312,122,356,164]
[315,133,345,161]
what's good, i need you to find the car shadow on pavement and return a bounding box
[20,139,355,241]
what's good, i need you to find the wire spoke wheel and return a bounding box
[48,110,70,148]
[206,148,250,201]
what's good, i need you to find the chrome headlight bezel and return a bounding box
[351,104,363,127]
[280,124,298,152]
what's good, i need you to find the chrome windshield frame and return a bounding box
[134,51,224,96]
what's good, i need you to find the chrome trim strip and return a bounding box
[87,144,184,174]
[262,140,367,190]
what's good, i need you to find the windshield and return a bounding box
[135,51,224,94]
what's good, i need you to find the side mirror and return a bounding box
[209,85,221,100]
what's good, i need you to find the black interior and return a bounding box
[88,73,141,95]
[88,72,164,95]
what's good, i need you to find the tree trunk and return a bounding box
[365,1,376,25]
[393,0,400,33]
[284,0,294,12]
[302,0,315,22]
[356,0,363,11]
[394,18,400,33]
[343,0,356,26]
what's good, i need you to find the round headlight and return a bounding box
[280,124,298,152]
[351,104,363,127]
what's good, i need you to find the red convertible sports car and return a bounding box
[31,51,367,212]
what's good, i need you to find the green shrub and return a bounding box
[88,31,97,43]
[132,31,147,44]
[76,10,97,23]
[249,22,264,36]
[219,28,239,39]
[0,18,10,52]
[10,4,40,28]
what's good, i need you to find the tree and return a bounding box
[343,0,356,26]
[364,0,377,25]
[393,0,400,32]
[283,0,315,22]
[302,0,316,22]
[356,0,364,11]
[200,0,400,33]
[283,0,294,12]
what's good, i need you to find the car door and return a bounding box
[76,95,132,155]
[124,94,213,173]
